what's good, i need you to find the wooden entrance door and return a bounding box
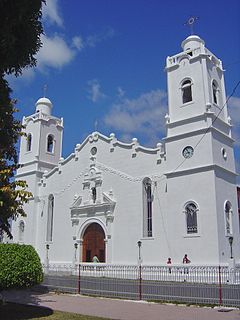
[82,223,105,262]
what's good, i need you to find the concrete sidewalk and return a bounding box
[2,288,240,320]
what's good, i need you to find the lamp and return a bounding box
[228,236,233,259]
[45,244,50,267]
[137,240,142,262]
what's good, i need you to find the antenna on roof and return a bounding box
[43,84,48,97]
[184,16,199,35]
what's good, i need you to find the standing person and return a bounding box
[183,254,190,264]
[92,255,99,263]
[182,254,190,275]
[167,257,172,274]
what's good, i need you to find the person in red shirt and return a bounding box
[167,257,172,273]
[183,254,190,264]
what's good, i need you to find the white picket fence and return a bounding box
[43,263,240,284]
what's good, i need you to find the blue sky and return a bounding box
[7,0,240,174]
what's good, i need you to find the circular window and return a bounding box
[90,147,97,155]
[221,148,227,160]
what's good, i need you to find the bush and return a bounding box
[0,243,43,289]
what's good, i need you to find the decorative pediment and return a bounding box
[70,191,116,220]
[83,166,102,188]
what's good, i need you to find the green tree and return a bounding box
[0,0,45,238]
[0,244,43,289]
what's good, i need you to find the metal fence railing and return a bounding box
[42,263,240,308]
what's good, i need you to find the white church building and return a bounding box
[12,35,240,266]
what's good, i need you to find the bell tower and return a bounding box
[13,97,63,245]
[164,35,239,264]
[164,35,234,172]
[166,35,229,130]
[18,97,63,177]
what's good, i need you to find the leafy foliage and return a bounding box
[0,0,45,238]
[0,78,32,238]
[0,244,43,289]
[0,0,44,76]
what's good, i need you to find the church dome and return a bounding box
[181,35,205,51]
[35,97,53,115]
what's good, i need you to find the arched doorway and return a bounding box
[82,223,105,262]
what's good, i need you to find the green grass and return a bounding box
[0,302,112,320]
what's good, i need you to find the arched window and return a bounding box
[19,221,25,242]
[46,194,54,242]
[26,133,32,152]
[185,202,198,234]
[47,135,54,153]
[181,79,193,104]
[212,80,218,105]
[225,201,233,235]
[143,177,153,237]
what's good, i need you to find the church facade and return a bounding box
[12,35,240,266]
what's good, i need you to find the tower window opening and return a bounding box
[46,194,54,242]
[26,133,32,152]
[185,202,198,234]
[181,79,193,104]
[47,135,54,153]
[212,81,218,104]
[143,177,153,237]
[225,201,233,235]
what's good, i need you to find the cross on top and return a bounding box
[184,17,199,35]
[43,84,48,97]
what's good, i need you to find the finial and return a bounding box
[43,84,48,97]
[184,16,199,35]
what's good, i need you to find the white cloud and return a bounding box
[104,89,167,146]
[11,0,115,84]
[35,27,115,73]
[72,36,84,51]
[87,79,106,103]
[4,67,35,89]
[72,27,115,52]
[34,28,115,73]
[19,68,35,81]
[9,34,76,80]
[117,87,125,98]
[12,27,115,82]
[37,34,75,70]
[42,0,63,27]
[85,27,115,48]
[228,96,240,117]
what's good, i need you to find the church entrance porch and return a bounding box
[82,223,105,262]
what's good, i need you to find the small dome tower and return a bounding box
[35,97,53,115]
[181,35,205,51]
[18,96,63,176]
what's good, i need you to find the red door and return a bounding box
[82,223,105,262]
